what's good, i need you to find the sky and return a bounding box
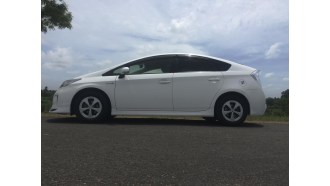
[41,0,288,98]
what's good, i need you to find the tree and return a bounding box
[42,86,48,97]
[281,89,289,99]
[266,97,275,106]
[41,0,73,33]
[44,86,48,91]
[264,89,289,116]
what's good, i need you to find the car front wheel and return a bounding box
[74,91,110,122]
[216,96,248,125]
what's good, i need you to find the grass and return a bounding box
[41,97,53,113]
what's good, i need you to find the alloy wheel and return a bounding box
[79,96,103,119]
[221,100,243,122]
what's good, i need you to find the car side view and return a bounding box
[50,54,266,125]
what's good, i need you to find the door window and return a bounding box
[103,56,174,76]
[175,56,231,72]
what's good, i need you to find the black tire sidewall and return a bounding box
[216,96,248,125]
[74,91,110,122]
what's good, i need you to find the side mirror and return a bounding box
[119,67,129,78]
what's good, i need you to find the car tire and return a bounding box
[215,95,248,125]
[74,91,110,122]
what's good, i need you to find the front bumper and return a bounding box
[49,87,76,114]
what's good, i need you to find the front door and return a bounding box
[114,56,174,110]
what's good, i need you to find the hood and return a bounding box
[74,60,131,79]
[74,68,110,79]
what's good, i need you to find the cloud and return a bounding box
[66,70,80,75]
[170,16,193,32]
[282,77,289,81]
[96,59,113,68]
[42,47,73,70]
[41,0,288,97]
[43,0,288,54]
[265,72,275,78]
[134,42,207,57]
[265,42,282,59]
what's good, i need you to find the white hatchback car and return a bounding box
[50,54,266,124]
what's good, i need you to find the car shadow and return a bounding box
[44,117,264,128]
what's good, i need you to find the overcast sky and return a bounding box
[41,0,288,97]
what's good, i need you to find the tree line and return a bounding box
[265,89,289,116]
[41,86,56,112]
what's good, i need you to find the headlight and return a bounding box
[60,78,81,88]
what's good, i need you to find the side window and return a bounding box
[176,56,231,72]
[102,57,174,76]
[127,63,146,74]
[110,64,145,75]
[112,68,124,75]
[128,58,172,74]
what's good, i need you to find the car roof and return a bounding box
[119,53,241,67]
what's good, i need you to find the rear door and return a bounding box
[172,55,230,111]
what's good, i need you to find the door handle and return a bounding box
[208,77,220,81]
[159,79,171,84]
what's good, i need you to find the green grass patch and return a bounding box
[41,97,53,113]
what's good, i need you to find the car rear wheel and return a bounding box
[75,91,110,122]
[216,95,248,125]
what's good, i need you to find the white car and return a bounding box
[50,54,266,124]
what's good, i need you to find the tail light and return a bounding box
[251,70,261,84]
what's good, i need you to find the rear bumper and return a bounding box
[245,89,267,115]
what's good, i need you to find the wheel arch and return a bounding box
[214,91,250,115]
[70,88,112,115]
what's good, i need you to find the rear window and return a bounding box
[176,56,231,72]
